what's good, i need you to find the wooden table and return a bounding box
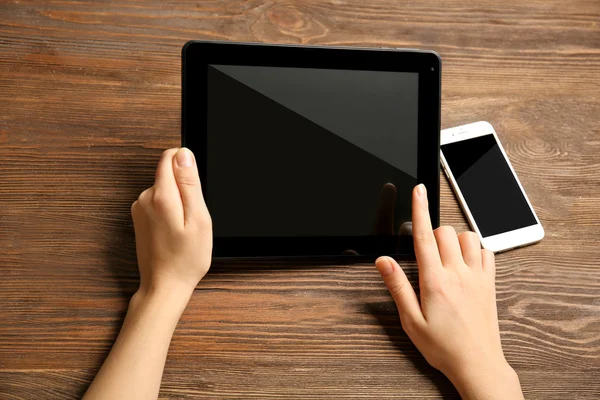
[1,1,599,399]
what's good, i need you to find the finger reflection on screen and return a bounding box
[343,183,414,256]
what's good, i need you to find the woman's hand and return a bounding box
[132,147,212,302]
[376,184,523,400]
[84,148,213,400]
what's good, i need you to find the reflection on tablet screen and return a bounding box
[206,65,418,239]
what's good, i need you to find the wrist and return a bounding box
[131,281,194,320]
[447,360,523,400]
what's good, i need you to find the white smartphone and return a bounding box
[440,121,544,253]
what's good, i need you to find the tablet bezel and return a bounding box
[182,40,440,261]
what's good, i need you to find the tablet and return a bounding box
[182,41,440,260]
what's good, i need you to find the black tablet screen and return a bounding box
[207,65,419,238]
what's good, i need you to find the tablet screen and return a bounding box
[206,65,419,238]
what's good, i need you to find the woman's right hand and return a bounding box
[375,184,523,400]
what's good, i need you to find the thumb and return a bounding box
[376,256,424,327]
[173,147,204,223]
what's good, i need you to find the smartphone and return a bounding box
[440,121,544,253]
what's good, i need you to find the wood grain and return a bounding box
[1,0,599,399]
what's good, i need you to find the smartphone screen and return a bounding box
[441,134,538,238]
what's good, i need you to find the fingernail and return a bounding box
[376,257,395,278]
[176,148,193,167]
[417,184,426,197]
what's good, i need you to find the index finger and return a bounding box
[412,184,442,271]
